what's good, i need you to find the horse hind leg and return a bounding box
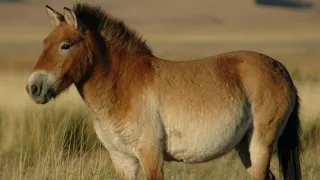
[236,130,276,180]
[234,87,299,180]
[236,109,283,180]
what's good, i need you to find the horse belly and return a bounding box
[164,116,252,163]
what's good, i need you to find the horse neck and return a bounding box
[75,47,154,119]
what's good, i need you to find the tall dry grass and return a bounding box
[0,58,320,179]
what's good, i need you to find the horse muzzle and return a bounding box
[26,71,57,104]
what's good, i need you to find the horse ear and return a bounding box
[63,7,79,29]
[45,5,63,26]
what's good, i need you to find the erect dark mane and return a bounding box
[72,3,153,55]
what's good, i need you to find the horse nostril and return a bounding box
[31,84,41,96]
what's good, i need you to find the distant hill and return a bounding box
[0,0,318,29]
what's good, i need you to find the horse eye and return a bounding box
[61,43,71,50]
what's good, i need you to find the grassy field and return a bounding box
[0,52,320,180]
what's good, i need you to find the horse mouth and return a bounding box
[34,98,50,104]
[41,88,57,103]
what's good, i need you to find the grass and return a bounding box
[2,105,319,180]
[0,105,116,180]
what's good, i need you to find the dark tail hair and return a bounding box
[277,93,302,180]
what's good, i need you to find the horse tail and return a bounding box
[277,92,302,180]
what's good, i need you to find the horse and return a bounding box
[26,3,301,180]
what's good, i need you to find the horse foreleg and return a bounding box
[109,151,140,180]
[135,142,164,180]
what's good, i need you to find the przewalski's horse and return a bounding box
[26,3,302,180]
